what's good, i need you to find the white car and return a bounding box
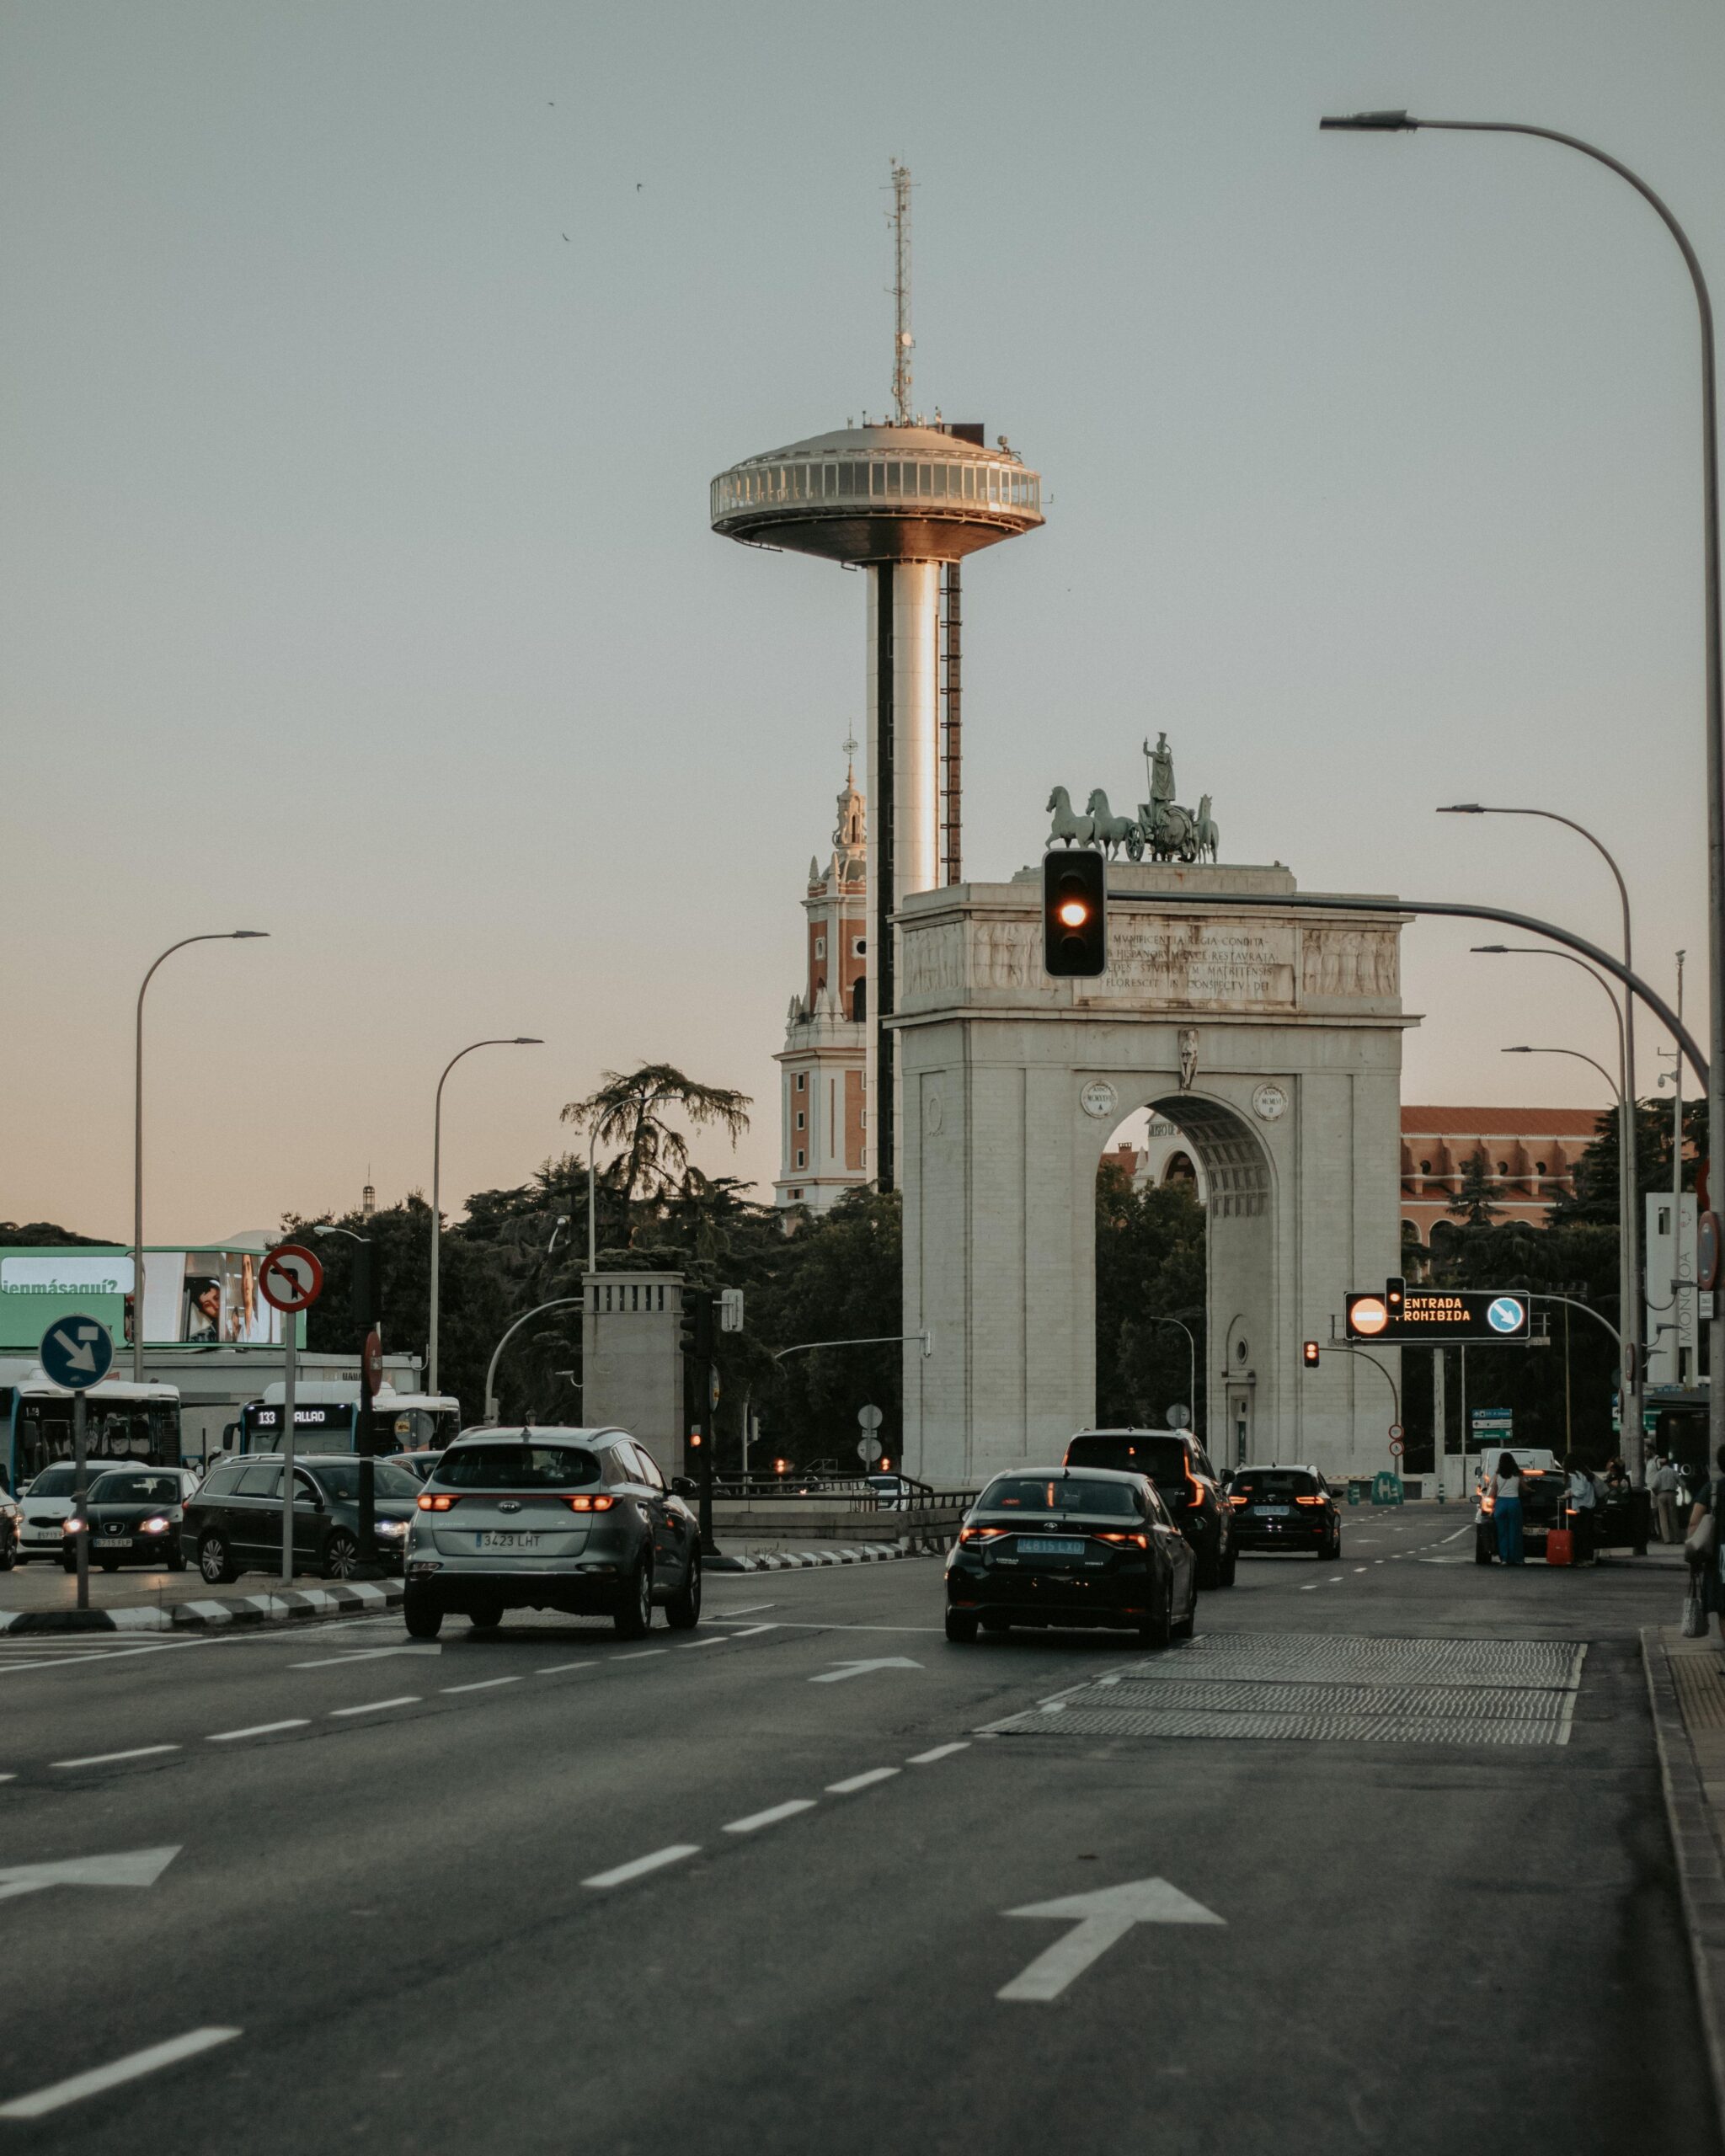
[19,1462,198,1561]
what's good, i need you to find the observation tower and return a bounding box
[709,165,1044,1187]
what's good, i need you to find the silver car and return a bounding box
[403,1426,702,1639]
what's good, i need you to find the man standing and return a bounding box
[1653,1453,1682,1545]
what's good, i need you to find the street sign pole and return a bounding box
[73,1392,88,1611]
[280,1315,296,1588]
[258,1244,324,1588]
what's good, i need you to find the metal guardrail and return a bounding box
[712,1474,973,1510]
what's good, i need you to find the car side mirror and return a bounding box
[670,1476,695,1497]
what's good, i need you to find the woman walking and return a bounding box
[1493,1453,1525,1566]
[1685,1445,1725,1643]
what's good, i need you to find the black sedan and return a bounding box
[944,1465,1197,1646]
[61,1469,190,1572]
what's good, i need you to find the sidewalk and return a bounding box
[1643,1612,1725,2132]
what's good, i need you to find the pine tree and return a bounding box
[1447,1149,1499,1227]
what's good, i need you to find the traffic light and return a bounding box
[1042,849,1107,977]
[678,1288,713,1364]
[1302,1341,1321,1369]
[1384,1276,1405,1319]
[351,1241,382,1331]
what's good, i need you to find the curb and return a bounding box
[0,1580,404,1636]
[708,1545,927,1573]
[1642,1625,1725,2137]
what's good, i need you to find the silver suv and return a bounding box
[403,1426,701,1639]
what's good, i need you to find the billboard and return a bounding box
[1346,1290,1531,1343]
[0,1247,291,1353]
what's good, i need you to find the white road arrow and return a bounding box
[51,1326,97,1374]
[0,1846,182,1905]
[997,1877,1224,2001]
[808,1657,923,1684]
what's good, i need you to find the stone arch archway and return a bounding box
[895,862,1409,1486]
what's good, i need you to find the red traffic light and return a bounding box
[1301,1341,1321,1368]
[1042,850,1108,978]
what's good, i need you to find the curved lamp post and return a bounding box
[483,1296,584,1423]
[428,1038,542,1394]
[1323,104,1719,1476]
[133,932,270,1381]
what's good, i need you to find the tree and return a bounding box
[1549,1096,1707,1228]
[1095,1166,1207,1430]
[0,1220,109,1246]
[1447,1149,1499,1227]
[753,1189,902,1471]
[560,1065,751,1242]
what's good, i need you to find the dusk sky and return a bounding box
[3,0,1719,1240]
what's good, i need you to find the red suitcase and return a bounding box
[1546,1527,1574,1567]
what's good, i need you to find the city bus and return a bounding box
[234,1383,462,1458]
[0,1358,183,1495]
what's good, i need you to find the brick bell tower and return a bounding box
[775,747,870,1213]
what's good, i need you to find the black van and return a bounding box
[1063,1429,1236,1588]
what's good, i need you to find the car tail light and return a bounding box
[1092,1530,1150,1548]
[567,1495,616,1513]
[418,1493,457,1512]
[1294,1495,1324,1508]
[959,1525,1007,1545]
[1183,1465,1203,1506]
[1226,1494,1248,1508]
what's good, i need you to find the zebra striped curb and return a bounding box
[0,1580,403,1635]
[708,1545,924,1572]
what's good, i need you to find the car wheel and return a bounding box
[945,1607,979,1643]
[199,1532,238,1585]
[613,1560,653,1639]
[403,1585,443,1639]
[1138,1589,1172,1649]
[322,1531,361,1581]
[467,1601,504,1631]
[665,1550,702,1631]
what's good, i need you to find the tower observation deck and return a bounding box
[710,324,1044,1187]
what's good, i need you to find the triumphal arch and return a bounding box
[893,858,1411,1487]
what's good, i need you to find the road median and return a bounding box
[0,1580,404,1635]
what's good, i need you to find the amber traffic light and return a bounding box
[1043,850,1108,977]
[1302,1340,1321,1368]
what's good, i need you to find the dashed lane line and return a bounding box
[441,1678,522,1694]
[723,1799,817,1834]
[677,1636,728,1648]
[0,2028,243,2121]
[909,1742,969,1764]
[617,1649,668,1662]
[206,1720,308,1742]
[51,1744,179,1769]
[827,1767,900,1794]
[583,1845,701,1889]
[536,1660,598,1675]
[328,1696,419,1718]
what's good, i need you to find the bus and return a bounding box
[0,1358,182,1496]
[234,1383,462,1459]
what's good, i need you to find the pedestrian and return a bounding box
[1493,1452,1525,1566]
[1564,1454,1598,1565]
[1685,1446,1725,1647]
[1605,1457,1631,1495]
[1653,1454,1683,1545]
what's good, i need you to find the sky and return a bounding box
[2,0,1720,1241]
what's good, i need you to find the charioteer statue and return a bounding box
[1046,731,1219,864]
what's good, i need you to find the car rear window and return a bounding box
[979,1476,1140,1518]
[436,1444,601,1492]
[1233,1470,1319,1499]
[1065,1434,1188,1489]
[86,1472,182,1505]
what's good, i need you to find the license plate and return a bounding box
[478,1530,540,1550]
[1017,1537,1085,1556]
[1258,1507,1290,1518]
[94,1538,129,1549]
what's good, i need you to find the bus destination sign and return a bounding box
[1346,1290,1530,1343]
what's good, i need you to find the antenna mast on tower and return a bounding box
[890,161,913,424]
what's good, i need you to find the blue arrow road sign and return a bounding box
[40,1315,115,1391]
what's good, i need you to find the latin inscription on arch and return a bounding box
[1077,921,1295,1012]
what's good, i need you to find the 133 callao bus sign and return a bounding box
[1346,1290,1530,1343]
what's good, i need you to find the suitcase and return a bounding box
[1546,1527,1574,1567]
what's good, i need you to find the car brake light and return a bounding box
[1227,1494,1247,1507]
[1092,1530,1150,1548]
[418,1493,457,1511]
[959,1525,1007,1544]
[1294,1495,1324,1508]
[567,1495,616,1513]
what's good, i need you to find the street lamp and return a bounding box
[1325,104,1721,1477]
[133,932,269,1381]
[429,1038,542,1394]
[1473,943,1639,1444]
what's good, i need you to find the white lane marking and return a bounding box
[0,1774,13,1783]
[809,1657,923,1684]
[998,1878,1225,2003]
[617,1649,668,1662]
[827,1767,900,1795]
[206,1721,309,1742]
[537,1660,597,1676]
[676,1636,728,1648]
[329,1696,419,1718]
[583,1844,700,1889]
[724,1625,777,1638]
[704,1603,776,1617]
[0,2027,242,2120]
[1354,1566,1368,1574]
[441,1678,522,1694]
[723,1799,817,1834]
[0,1846,180,1903]
[51,1745,179,1769]
[1300,1583,1319,1592]
[1328,1577,1344,1586]
[291,1646,442,1668]
[909,1742,969,1764]
[1556,1643,1589,1746]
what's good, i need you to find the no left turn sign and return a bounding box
[259,1243,323,1315]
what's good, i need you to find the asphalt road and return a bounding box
[0,1512,1714,2154]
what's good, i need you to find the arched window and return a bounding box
[1496,1161,1509,1177]
[1419,1159,1432,1176]
[1162,1152,1197,1185]
[851,978,866,1022]
[1535,1160,1546,1177]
